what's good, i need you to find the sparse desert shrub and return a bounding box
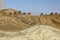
[27,12,32,15]
[40,13,43,15]
[18,11,21,13]
[50,12,54,15]
[55,12,58,15]
[23,12,26,14]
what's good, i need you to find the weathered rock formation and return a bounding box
[0,25,60,40]
[0,9,60,31]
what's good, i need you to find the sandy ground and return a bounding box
[0,25,60,40]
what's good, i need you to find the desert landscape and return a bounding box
[0,9,60,40]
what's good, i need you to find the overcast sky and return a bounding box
[3,0,60,15]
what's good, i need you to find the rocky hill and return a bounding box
[0,9,60,31]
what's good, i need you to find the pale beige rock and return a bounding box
[0,25,60,40]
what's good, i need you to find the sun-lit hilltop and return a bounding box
[0,8,60,31]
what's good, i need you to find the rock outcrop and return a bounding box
[0,9,60,31]
[0,25,60,40]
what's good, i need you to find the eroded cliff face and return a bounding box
[0,9,60,31]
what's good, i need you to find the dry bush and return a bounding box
[50,12,54,15]
[18,11,21,13]
[55,12,58,15]
[23,12,26,15]
[40,13,43,15]
[27,12,31,15]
